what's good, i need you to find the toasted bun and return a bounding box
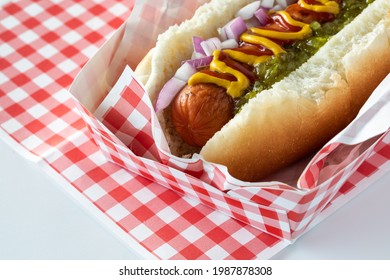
[136,0,390,182]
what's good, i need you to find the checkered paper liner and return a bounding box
[68,0,390,241]
[76,53,390,240]
[1,0,296,260]
[1,0,389,258]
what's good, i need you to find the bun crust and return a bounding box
[135,0,390,182]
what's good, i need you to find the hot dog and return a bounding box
[135,0,390,182]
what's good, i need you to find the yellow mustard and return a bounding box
[249,11,312,40]
[298,0,340,15]
[188,50,250,98]
[222,34,285,66]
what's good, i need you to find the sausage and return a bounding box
[171,83,234,147]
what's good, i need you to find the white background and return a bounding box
[1,136,390,260]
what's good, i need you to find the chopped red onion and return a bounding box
[272,4,283,11]
[183,56,213,69]
[155,62,197,112]
[174,61,197,81]
[217,27,228,41]
[276,0,296,8]
[261,0,275,9]
[191,51,206,59]
[254,7,271,25]
[155,77,186,112]
[235,1,262,20]
[200,37,222,56]
[219,17,247,42]
[245,17,261,28]
[221,39,239,50]
[192,36,206,56]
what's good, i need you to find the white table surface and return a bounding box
[1,137,389,260]
[1,0,389,260]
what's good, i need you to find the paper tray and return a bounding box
[1,0,389,259]
[69,0,390,241]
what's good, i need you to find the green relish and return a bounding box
[235,0,374,113]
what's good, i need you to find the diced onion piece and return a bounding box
[155,78,186,112]
[175,62,198,81]
[218,17,247,42]
[221,39,239,50]
[155,62,197,112]
[236,1,262,20]
[254,7,271,26]
[245,17,261,28]
[272,4,283,11]
[261,0,275,9]
[192,36,206,56]
[276,0,296,8]
[183,56,213,69]
[191,51,206,59]
[200,37,222,56]
[217,27,228,41]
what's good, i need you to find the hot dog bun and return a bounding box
[136,0,390,182]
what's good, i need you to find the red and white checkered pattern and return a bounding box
[70,0,390,240]
[1,0,286,259]
[1,0,389,258]
[76,89,293,239]
[1,0,132,156]
[78,61,389,240]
